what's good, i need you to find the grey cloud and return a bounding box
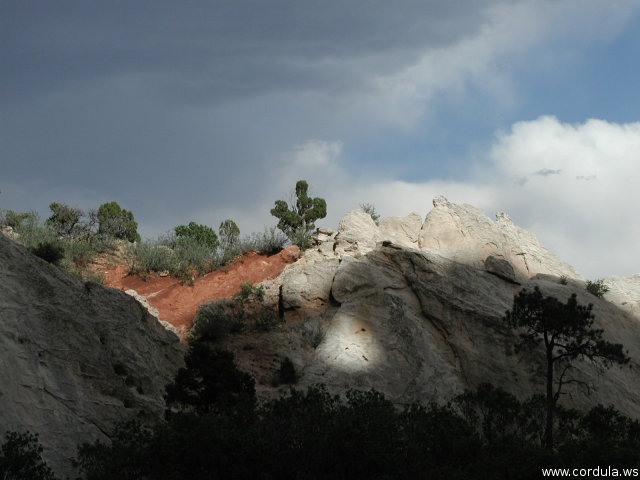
[535,168,562,176]
[576,174,597,181]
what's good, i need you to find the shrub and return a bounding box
[127,240,174,275]
[360,202,380,225]
[129,234,220,278]
[8,212,49,247]
[254,308,280,332]
[240,226,288,255]
[171,235,219,276]
[191,303,244,342]
[559,275,568,285]
[235,282,264,302]
[28,240,66,265]
[300,319,326,349]
[97,201,140,243]
[0,431,56,480]
[66,237,100,265]
[3,210,36,229]
[586,278,609,298]
[165,343,256,414]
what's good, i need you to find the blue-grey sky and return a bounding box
[2,1,639,277]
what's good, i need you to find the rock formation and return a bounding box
[217,197,640,418]
[0,233,184,476]
[3,195,639,476]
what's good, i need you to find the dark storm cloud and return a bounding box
[2,0,495,103]
[1,0,500,230]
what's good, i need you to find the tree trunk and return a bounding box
[544,348,554,450]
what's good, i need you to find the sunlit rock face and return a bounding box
[418,196,583,281]
[0,233,184,477]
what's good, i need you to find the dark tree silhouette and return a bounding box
[505,286,629,450]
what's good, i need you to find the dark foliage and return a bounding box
[191,302,244,342]
[28,240,66,265]
[46,202,84,237]
[75,333,640,480]
[174,221,219,251]
[165,343,255,415]
[0,431,56,480]
[586,279,609,298]
[505,287,629,450]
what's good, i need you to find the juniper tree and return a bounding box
[270,180,326,248]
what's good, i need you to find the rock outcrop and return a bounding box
[0,233,184,476]
[418,196,583,281]
[221,197,639,418]
[328,197,582,282]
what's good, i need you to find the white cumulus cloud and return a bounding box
[279,117,640,278]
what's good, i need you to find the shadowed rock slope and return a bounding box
[0,233,184,476]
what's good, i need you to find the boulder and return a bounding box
[484,255,519,284]
[333,210,380,256]
[279,249,340,322]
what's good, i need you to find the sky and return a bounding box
[1,0,639,278]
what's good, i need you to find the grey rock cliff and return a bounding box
[0,234,184,476]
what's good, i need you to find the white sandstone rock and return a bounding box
[334,210,380,256]
[378,212,422,248]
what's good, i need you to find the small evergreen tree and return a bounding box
[165,343,255,415]
[270,180,326,248]
[3,210,34,230]
[97,202,140,242]
[505,287,629,450]
[174,222,219,251]
[219,219,240,252]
